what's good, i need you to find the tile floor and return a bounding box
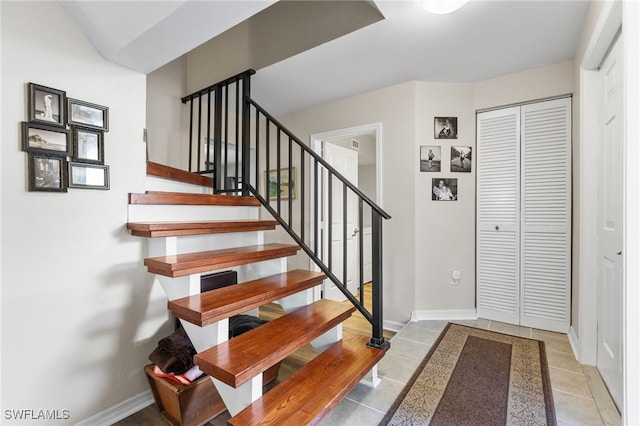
[116,319,621,426]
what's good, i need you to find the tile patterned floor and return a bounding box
[116,319,621,426]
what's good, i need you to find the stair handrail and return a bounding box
[181,69,391,350]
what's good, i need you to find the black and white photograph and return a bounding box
[72,126,104,164]
[28,153,67,192]
[67,98,109,131]
[68,162,110,190]
[434,117,458,139]
[22,121,71,156]
[432,178,458,201]
[28,83,66,127]
[420,145,441,172]
[451,146,472,172]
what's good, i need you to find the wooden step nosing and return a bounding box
[194,300,356,388]
[144,245,300,278]
[127,220,279,238]
[169,271,326,326]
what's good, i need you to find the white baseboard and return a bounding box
[568,325,581,363]
[75,390,154,426]
[410,309,477,322]
[383,319,406,333]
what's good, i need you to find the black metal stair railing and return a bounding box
[181,69,391,350]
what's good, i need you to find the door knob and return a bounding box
[495,225,500,231]
[352,228,360,237]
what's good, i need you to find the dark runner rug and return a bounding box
[380,323,556,426]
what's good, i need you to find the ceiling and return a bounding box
[60,0,591,116]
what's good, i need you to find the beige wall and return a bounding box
[474,61,574,110]
[414,82,476,312]
[146,55,189,169]
[276,82,417,324]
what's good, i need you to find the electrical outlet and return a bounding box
[451,270,461,285]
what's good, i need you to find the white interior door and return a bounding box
[322,142,359,301]
[597,35,624,409]
[476,106,521,325]
[520,98,572,333]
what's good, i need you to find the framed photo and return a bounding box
[67,98,109,131]
[72,126,104,164]
[265,167,296,200]
[22,121,71,156]
[432,178,458,201]
[68,162,110,190]
[420,145,441,172]
[434,117,458,139]
[28,153,67,192]
[28,83,66,127]
[451,146,472,172]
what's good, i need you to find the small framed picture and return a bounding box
[265,167,296,200]
[72,126,104,164]
[68,162,110,190]
[434,117,458,139]
[28,83,66,127]
[451,146,472,172]
[420,145,441,172]
[28,153,67,192]
[22,121,71,156]
[67,98,109,131]
[432,178,458,201]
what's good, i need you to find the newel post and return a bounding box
[368,210,390,351]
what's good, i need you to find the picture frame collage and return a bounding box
[420,116,472,202]
[22,83,110,192]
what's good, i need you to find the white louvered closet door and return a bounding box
[520,98,571,333]
[476,98,571,333]
[476,106,521,325]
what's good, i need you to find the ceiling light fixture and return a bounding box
[422,0,469,14]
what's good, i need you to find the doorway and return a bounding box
[310,123,383,301]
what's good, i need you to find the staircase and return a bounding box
[127,166,386,425]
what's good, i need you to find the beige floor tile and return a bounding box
[386,336,430,362]
[451,318,491,329]
[411,319,449,332]
[488,320,533,338]
[582,366,621,426]
[549,366,594,399]
[542,338,574,355]
[553,390,604,426]
[394,324,443,345]
[546,349,584,374]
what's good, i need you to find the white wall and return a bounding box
[1,2,169,423]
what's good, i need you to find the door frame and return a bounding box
[309,122,384,297]
[578,0,640,422]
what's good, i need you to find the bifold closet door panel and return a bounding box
[476,106,521,325]
[520,98,571,333]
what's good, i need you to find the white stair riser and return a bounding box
[128,204,258,223]
[147,232,265,257]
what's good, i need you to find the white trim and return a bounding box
[411,309,477,322]
[576,67,599,366]
[622,1,640,423]
[383,319,406,333]
[75,390,154,426]
[309,122,384,208]
[581,0,622,70]
[568,325,581,365]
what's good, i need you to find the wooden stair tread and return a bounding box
[127,220,279,237]
[129,191,260,206]
[169,270,326,326]
[194,299,356,388]
[144,244,300,278]
[228,333,385,426]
